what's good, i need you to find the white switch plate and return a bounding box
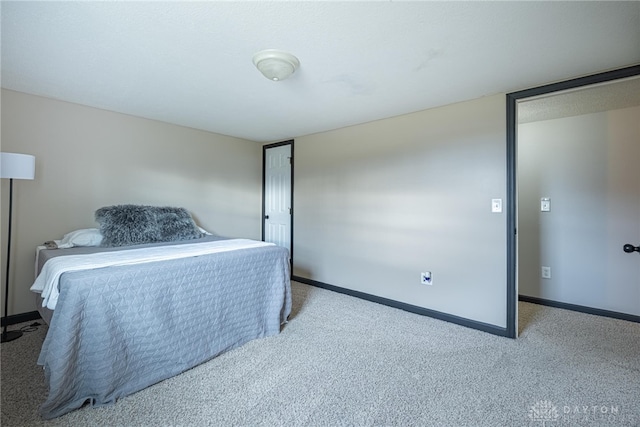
[541,266,551,279]
[541,198,550,212]
[491,198,502,213]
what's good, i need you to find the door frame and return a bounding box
[262,139,294,265]
[505,64,640,338]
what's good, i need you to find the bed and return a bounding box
[30,205,291,419]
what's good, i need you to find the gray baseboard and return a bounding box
[1,311,42,327]
[292,275,511,337]
[519,295,640,323]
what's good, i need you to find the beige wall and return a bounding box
[1,89,262,317]
[294,94,508,327]
[2,88,511,329]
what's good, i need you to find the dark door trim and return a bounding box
[262,139,294,266]
[505,64,640,338]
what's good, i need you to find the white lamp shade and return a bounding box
[0,152,35,180]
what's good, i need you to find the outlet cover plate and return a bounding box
[421,272,432,285]
[541,266,551,279]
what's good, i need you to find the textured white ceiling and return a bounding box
[2,1,639,142]
[518,76,640,124]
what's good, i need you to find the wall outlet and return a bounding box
[541,266,551,279]
[421,272,432,285]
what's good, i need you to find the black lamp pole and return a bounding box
[2,178,23,343]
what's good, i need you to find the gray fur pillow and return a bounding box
[95,204,205,247]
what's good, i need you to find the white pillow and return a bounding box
[198,226,212,235]
[57,228,103,248]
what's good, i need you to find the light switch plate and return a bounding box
[491,198,502,213]
[541,198,550,212]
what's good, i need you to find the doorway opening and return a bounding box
[506,65,640,338]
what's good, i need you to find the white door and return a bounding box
[264,143,292,260]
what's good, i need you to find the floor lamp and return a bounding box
[1,152,35,343]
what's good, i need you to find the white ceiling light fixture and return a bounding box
[252,49,300,82]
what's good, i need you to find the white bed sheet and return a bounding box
[32,239,274,310]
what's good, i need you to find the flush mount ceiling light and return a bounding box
[252,49,300,81]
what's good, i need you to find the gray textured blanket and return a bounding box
[37,243,291,419]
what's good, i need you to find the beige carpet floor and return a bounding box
[2,281,639,426]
